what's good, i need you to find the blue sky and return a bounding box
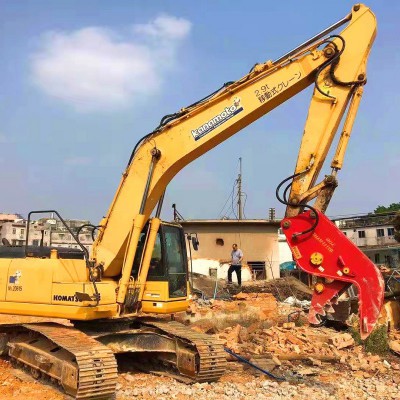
[0,1,399,223]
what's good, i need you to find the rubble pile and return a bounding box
[1,286,400,399]
[240,276,313,301]
[390,331,400,356]
[119,283,400,399]
[219,322,400,375]
[184,292,280,333]
[184,291,400,377]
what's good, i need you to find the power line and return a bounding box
[327,210,381,219]
[242,192,248,219]
[217,178,237,218]
[231,192,239,219]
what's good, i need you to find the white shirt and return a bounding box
[231,249,243,265]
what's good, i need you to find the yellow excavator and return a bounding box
[0,4,384,399]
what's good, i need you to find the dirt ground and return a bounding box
[0,348,399,400]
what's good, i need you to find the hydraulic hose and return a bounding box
[224,348,286,381]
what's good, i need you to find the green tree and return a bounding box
[393,212,400,243]
[372,203,400,243]
[373,203,400,214]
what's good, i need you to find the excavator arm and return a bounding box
[91,4,383,335]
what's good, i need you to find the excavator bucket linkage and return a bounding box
[282,210,384,339]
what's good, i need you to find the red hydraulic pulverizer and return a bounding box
[282,210,384,339]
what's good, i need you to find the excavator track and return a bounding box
[1,323,118,400]
[0,319,226,399]
[141,319,227,382]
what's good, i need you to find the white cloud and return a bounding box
[30,15,191,112]
[133,15,191,40]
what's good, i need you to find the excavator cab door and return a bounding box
[133,222,189,313]
[162,224,188,298]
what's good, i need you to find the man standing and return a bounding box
[228,243,243,286]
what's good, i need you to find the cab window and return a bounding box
[164,226,187,297]
[132,230,164,279]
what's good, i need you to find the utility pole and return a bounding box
[237,157,243,220]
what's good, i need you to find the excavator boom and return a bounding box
[95,6,377,275]
[89,4,383,334]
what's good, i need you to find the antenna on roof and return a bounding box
[237,157,244,220]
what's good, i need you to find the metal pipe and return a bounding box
[139,148,161,214]
[273,13,351,65]
[25,210,89,261]
[331,86,364,170]
[117,214,146,304]
[136,217,161,303]
[224,348,286,381]
[117,148,161,305]
[155,191,165,218]
[187,235,193,289]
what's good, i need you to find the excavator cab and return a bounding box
[132,221,190,314]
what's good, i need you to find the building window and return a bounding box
[216,238,224,246]
[32,239,39,246]
[388,227,395,236]
[384,255,392,266]
[247,261,266,280]
[358,230,366,238]
[21,229,25,235]
[374,253,380,263]
[12,228,16,234]
[376,228,384,238]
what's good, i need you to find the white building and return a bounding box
[179,219,281,281]
[0,214,94,253]
[334,212,399,268]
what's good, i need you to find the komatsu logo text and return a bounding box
[191,97,243,141]
[53,294,80,302]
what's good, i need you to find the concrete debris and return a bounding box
[329,333,355,350]
[282,322,296,329]
[390,339,400,355]
[283,296,311,309]
[185,290,400,382]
